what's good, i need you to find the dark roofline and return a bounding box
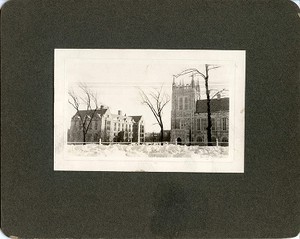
[195,97,229,113]
[72,108,108,119]
[129,115,143,121]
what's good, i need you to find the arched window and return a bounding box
[176,137,182,145]
[222,137,228,142]
[196,136,203,146]
[196,136,203,142]
[93,134,98,141]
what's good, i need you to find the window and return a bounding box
[221,137,228,146]
[211,137,217,146]
[122,123,124,131]
[196,118,201,131]
[196,136,203,142]
[106,121,111,130]
[222,137,228,142]
[201,118,207,130]
[175,120,180,129]
[180,119,185,129]
[94,134,98,141]
[126,124,128,131]
[211,118,216,131]
[140,125,144,133]
[184,97,188,110]
[114,122,117,131]
[222,118,228,131]
[179,97,183,110]
[118,123,120,131]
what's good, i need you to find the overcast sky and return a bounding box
[66,54,232,132]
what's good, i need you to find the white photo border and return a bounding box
[54,49,245,173]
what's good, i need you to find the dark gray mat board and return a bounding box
[1,0,299,238]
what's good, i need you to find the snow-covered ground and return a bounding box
[67,144,228,159]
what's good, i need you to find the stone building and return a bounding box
[170,76,229,146]
[68,106,145,143]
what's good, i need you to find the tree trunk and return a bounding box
[83,130,86,145]
[205,76,212,146]
[160,125,164,145]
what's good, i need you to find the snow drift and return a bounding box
[67,143,228,159]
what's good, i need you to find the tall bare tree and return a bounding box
[203,64,220,146]
[140,86,170,143]
[175,64,220,146]
[68,83,99,144]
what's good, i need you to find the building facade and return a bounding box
[170,76,229,146]
[68,106,145,143]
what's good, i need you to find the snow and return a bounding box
[67,143,228,159]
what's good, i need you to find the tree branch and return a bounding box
[139,86,170,142]
[68,82,101,143]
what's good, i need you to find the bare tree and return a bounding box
[203,64,221,146]
[140,86,170,144]
[175,64,220,146]
[68,83,99,144]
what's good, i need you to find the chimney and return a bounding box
[217,93,221,100]
[118,110,122,116]
[100,105,104,109]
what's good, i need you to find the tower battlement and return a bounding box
[172,75,200,91]
[172,83,194,89]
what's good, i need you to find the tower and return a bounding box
[170,74,201,144]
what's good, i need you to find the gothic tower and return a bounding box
[170,74,201,144]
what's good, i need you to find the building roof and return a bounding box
[129,116,143,123]
[195,97,229,113]
[73,108,108,119]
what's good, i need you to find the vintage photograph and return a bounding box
[54,49,245,172]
